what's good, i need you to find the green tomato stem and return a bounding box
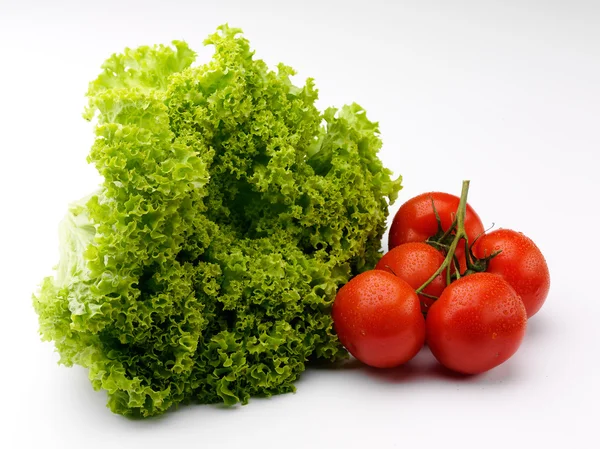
[415,180,470,296]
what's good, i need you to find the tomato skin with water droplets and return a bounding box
[426,272,527,375]
[473,229,550,318]
[388,191,485,271]
[375,242,446,313]
[332,271,426,368]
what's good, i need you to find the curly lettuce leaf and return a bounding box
[34,24,402,417]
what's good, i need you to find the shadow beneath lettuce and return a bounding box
[59,340,519,424]
[308,356,364,371]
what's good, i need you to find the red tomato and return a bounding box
[388,192,484,271]
[473,229,550,318]
[332,270,426,368]
[426,273,527,375]
[375,242,446,313]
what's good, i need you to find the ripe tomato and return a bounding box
[473,229,550,318]
[388,191,484,271]
[426,273,527,375]
[332,270,426,368]
[375,242,446,313]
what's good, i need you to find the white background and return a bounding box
[1,0,599,448]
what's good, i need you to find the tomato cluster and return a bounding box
[332,182,550,375]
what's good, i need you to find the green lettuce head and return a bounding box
[33,25,402,417]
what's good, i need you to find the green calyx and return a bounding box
[415,181,500,311]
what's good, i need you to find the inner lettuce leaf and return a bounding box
[33,25,402,417]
